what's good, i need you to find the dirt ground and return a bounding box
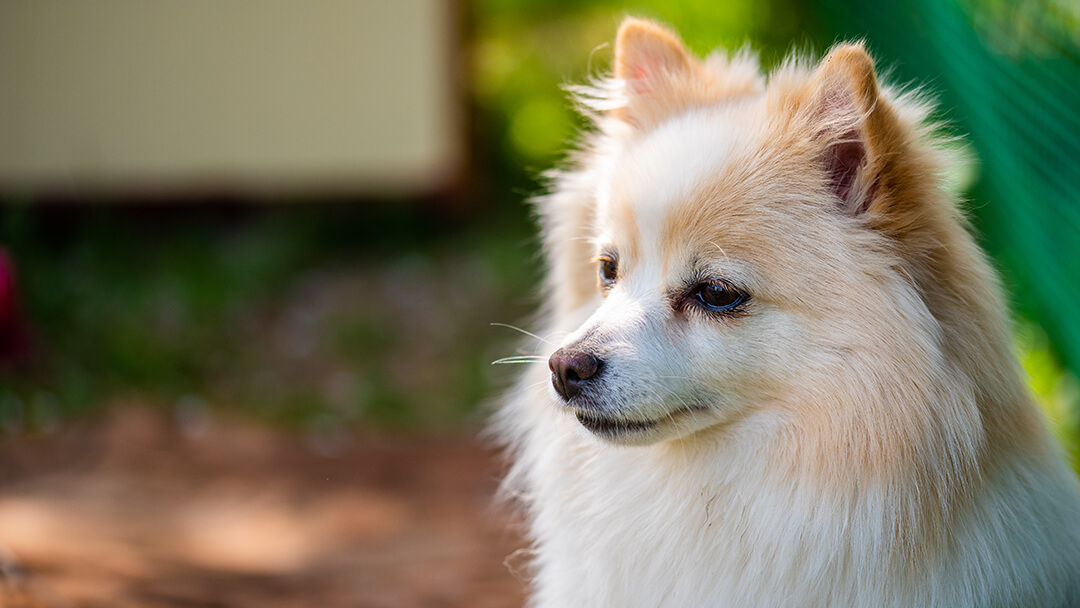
[0,406,528,608]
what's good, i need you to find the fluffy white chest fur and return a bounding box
[507,360,1080,607]
[497,18,1080,607]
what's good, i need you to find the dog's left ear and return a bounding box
[806,43,905,216]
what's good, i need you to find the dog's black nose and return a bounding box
[548,348,601,401]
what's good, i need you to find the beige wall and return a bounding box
[0,0,461,197]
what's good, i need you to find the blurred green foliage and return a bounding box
[470,0,814,175]
[0,204,541,436]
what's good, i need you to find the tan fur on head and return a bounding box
[500,17,1080,607]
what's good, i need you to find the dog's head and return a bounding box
[546,19,954,446]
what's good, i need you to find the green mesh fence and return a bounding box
[815,0,1080,377]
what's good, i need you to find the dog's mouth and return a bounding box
[573,405,705,440]
[575,411,660,436]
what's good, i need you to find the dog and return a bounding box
[495,17,1080,607]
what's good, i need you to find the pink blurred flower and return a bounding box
[0,249,31,367]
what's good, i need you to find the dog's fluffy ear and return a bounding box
[806,43,886,215]
[612,18,762,128]
[613,18,694,127]
[615,19,694,94]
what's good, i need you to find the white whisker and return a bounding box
[491,322,557,346]
[492,356,548,365]
[526,379,552,395]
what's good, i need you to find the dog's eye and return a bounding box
[598,257,618,287]
[693,282,746,312]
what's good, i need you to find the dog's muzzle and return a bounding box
[548,348,602,401]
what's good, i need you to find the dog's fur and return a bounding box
[495,18,1080,607]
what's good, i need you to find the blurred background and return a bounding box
[0,0,1077,606]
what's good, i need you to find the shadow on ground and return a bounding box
[0,406,527,608]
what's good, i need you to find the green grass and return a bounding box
[0,201,542,434]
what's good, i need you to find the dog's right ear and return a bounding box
[613,18,695,127]
[615,19,693,94]
[613,18,763,129]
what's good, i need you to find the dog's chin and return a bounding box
[572,404,711,446]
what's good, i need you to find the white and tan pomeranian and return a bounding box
[495,17,1080,607]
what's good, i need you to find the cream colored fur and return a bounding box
[495,18,1080,607]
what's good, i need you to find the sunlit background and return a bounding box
[1,0,1077,605]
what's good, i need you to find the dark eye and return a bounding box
[693,282,747,312]
[598,257,618,287]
